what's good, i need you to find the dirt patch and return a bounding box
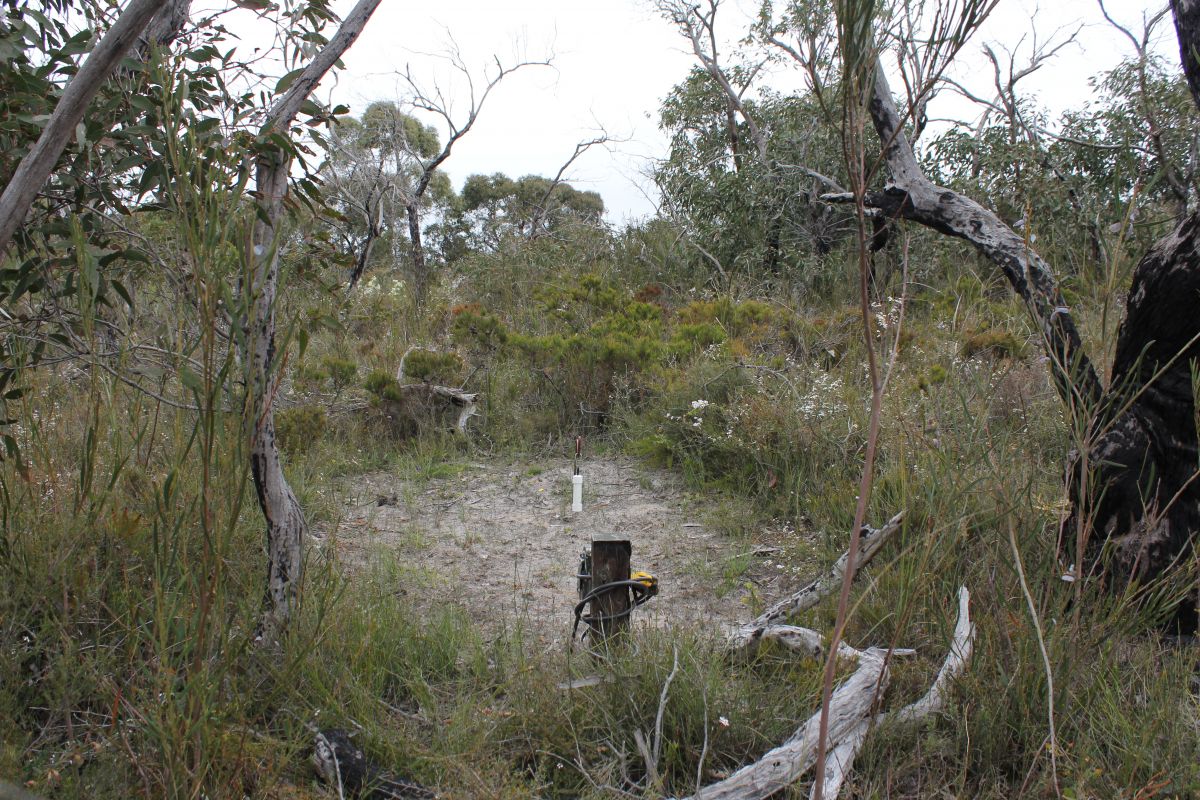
[326,457,813,646]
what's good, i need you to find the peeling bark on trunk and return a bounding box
[248,153,308,636]
[133,0,191,61]
[1174,0,1200,109]
[247,0,382,636]
[1053,3,1200,628]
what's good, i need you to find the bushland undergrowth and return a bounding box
[3,211,1200,799]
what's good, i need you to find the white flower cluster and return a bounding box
[360,275,406,299]
[797,371,847,420]
[871,295,904,332]
[665,398,712,428]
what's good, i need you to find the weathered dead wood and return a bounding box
[589,539,632,640]
[730,513,903,654]
[830,11,1200,626]
[0,0,169,258]
[822,64,1102,414]
[676,647,890,800]
[247,0,382,636]
[888,587,976,725]
[810,587,976,800]
[677,586,973,800]
[388,348,479,434]
[379,383,479,435]
[396,48,552,305]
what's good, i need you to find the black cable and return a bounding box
[572,578,659,640]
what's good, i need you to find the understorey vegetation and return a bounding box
[3,0,1200,798]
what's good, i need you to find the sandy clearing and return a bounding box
[325,457,813,645]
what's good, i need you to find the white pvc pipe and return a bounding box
[572,473,583,513]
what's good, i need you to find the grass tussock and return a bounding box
[4,211,1200,799]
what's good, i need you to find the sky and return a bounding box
[294,0,1179,225]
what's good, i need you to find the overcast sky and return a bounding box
[305,0,1178,225]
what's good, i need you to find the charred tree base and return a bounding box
[1064,210,1200,633]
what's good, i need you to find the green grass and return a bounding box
[5,207,1200,800]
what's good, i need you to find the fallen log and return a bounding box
[377,347,480,435]
[388,383,479,434]
[678,586,973,800]
[676,647,890,800]
[809,586,976,800]
[729,512,904,655]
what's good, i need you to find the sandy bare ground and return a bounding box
[326,457,812,646]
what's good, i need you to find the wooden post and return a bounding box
[590,539,631,640]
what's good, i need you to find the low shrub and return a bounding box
[960,326,1028,360]
[277,404,327,454]
[401,348,464,385]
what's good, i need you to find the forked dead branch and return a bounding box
[728,512,903,657]
[668,512,974,800]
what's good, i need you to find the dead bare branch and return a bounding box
[729,513,904,655]
[822,62,1104,415]
[392,43,552,302]
[528,133,613,238]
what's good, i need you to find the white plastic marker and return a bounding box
[572,435,584,513]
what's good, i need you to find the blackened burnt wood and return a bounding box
[1063,211,1200,627]
[312,730,436,799]
[1052,3,1200,628]
[831,8,1200,629]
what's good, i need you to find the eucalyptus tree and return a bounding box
[0,0,384,635]
[248,0,384,635]
[322,100,454,292]
[449,171,604,253]
[656,0,853,288]
[657,71,848,283]
[0,0,186,256]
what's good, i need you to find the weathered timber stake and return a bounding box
[591,539,632,640]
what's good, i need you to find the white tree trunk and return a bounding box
[0,0,169,257]
[247,0,383,636]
